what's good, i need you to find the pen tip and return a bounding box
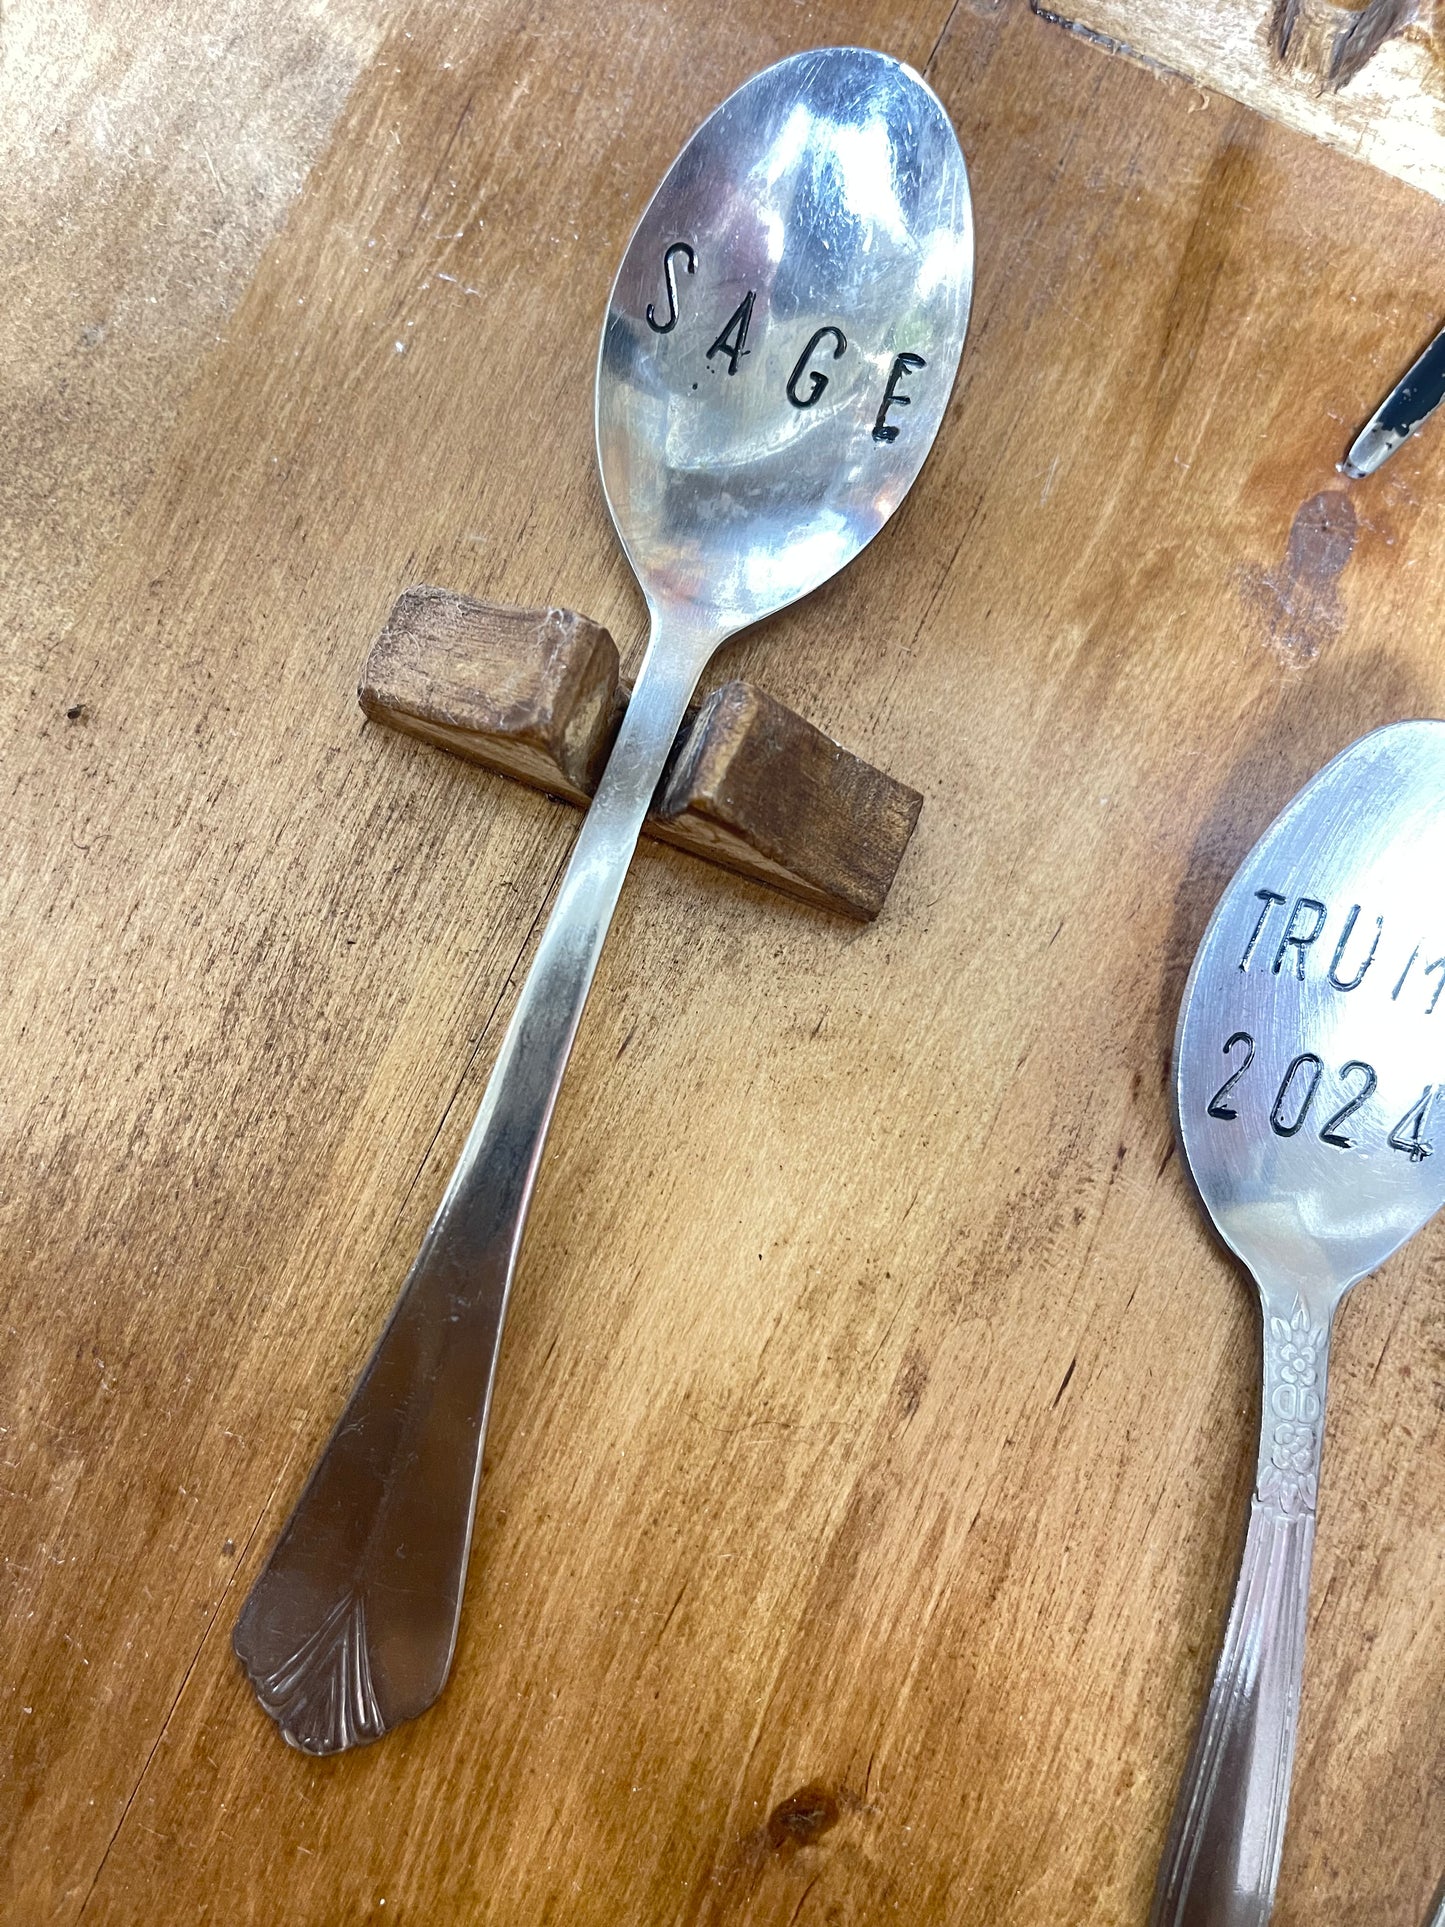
[1341,422,1399,479]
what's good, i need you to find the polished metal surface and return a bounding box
[233,46,973,1753]
[1342,324,1445,478]
[1153,721,1445,1925]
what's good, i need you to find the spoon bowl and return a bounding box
[1178,721,1445,1296]
[597,45,972,637]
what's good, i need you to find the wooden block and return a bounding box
[359,587,922,921]
[650,681,923,920]
[358,586,621,801]
[1036,0,1445,199]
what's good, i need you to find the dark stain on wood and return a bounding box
[765,1781,843,1858]
[897,1350,930,1418]
[1244,487,1357,660]
[695,1777,871,1918]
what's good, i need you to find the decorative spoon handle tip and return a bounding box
[1151,1295,1330,1927]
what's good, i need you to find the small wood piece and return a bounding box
[358,586,621,801]
[360,586,922,920]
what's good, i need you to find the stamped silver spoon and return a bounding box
[1155,721,1445,1924]
[233,46,973,1753]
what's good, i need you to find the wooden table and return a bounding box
[5,1,1444,1920]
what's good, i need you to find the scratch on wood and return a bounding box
[1052,1355,1078,1408]
[1030,2,1192,76]
[77,1454,297,1916]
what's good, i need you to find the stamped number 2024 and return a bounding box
[1206,1033,1437,1162]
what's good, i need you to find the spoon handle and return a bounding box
[1150,1292,1334,1927]
[232,623,703,1753]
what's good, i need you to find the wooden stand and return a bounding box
[360,586,923,921]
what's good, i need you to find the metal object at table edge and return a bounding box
[1343,324,1445,478]
[232,44,974,1753]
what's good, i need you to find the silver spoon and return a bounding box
[233,46,973,1754]
[1155,721,1445,1924]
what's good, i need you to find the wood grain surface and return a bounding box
[4,1,1445,1921]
